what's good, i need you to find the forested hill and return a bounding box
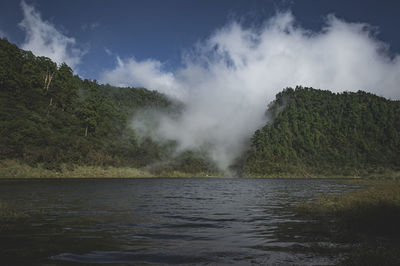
[242,87,400,177]
[0,38,175,170]
[1,38,399,177]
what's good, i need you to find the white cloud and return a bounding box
[0,30,7,38]
[101,56,183,98]
[18,1,85,70]
[104,47,113,56]
[102,12,400,171]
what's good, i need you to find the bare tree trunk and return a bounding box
[85,125,88,137]
[44,70,54,92]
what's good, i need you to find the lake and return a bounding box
[0,178,358,265]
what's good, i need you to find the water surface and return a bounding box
[0,178,357,265]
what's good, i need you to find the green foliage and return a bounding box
[0,38,174,170]
[149,150,220,175]
[294,180,400,265]
[296,180,400,234]
[243,86,400,177]
[2,38,399,177]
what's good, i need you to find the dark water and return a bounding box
[0,178,358,265]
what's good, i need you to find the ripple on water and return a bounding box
[0,178,358,265]
[51,251,208,264]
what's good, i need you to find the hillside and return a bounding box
[241,86,400,177]
[0,38,222,176]
[0,38,177,171]
[1,38,399,178]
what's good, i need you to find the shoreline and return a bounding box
[0,159,221,179]
[293,178,400,264]
[1,160,398,179]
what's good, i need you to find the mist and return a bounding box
[101,12,400,171]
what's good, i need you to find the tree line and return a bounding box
[240,86,400,176]
[0,38,177,170]
[1,38,399,177]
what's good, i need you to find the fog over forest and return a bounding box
[100,12,400,169]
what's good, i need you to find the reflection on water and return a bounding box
[0,178,357,265]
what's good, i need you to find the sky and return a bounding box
[0,0,399,80]
[1,0,400,169]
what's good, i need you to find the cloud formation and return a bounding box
[101,56,183,98]
[0,30,7,38]
[19,1,85,70]
[102,12,400,170]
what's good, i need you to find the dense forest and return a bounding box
[240,87,400,177]
[1,38,399,177]
[0,38,215,174]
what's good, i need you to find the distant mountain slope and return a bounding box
[0,38,174,170]
[242,86,400,177]
[1,38,399,177]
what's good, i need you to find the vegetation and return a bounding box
[241,86,400,177]
[0,38,219,176]
[0,200,29,224]
[0,159,217,178]
[294,179,400,265]
[296,180,400,235]
[1,38,399,177]
[0,38,169,168]
[0,199,31,234]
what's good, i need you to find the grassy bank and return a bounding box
[243,167,400,179]
[0,159,153,178]
[294,179,400,265]
[0,160,220,178]
[295,179,400,232]
[2,159,399,179]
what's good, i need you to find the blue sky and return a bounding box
[1,0,400,80]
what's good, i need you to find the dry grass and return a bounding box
[296,180,400,233]
[0,159,154,178]
[294,179,400,265]
[0,159,219,178]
